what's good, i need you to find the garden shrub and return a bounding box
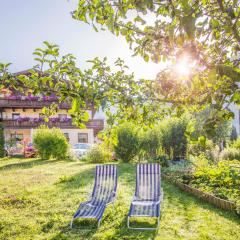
[86,144,112,163]
[188,139,220,163]
[0,123,4,157]
[230,137,240,149]
[220,147,240,161]
[158,117,188,160]
[114,122,139,162]
[33,126,69,160]
[150,155,169,167]
[190,153,210,168]
[140,128,160,158]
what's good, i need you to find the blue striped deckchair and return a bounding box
[128,163,163,230]
[70,164,117,229]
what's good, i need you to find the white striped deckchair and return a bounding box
[70,164,117,229]
[128,163,163,230]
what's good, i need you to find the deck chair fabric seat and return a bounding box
[71,164,117,229]
[129,201,160,217]
[128,163,162,230]
[73,202,106,221]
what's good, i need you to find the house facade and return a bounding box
[0,91,104,146]
[229,103,240,136]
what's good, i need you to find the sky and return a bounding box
[0,0,165,80]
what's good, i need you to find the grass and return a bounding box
[0,157,239,240]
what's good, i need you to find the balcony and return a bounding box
[3,118,104,135]
[0,97,71,109]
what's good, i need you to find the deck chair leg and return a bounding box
[98,219,101,228]
[70,218,74,229]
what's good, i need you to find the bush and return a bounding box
[114,123,139,162]
[188,139,220,163]
[158,117,188,160]
[140,128,161,158]
[230,138,240,149]
[33,126,69,160]
[0,123,4,157]
[220,147,240,161]
[150,155,169,167]
[86,144,112,163]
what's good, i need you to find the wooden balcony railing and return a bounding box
[0,98,70,109]
[3,118,104,135]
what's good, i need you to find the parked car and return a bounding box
[71,143,91,158]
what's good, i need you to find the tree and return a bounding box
[0,42,149,126]
[1,1,240,132]
[72,0,240,130]
[0,42,169,128]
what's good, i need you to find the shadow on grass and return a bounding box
[56,165,96,190]
[49,221,98,240]
[0,158,64,171]
[104,210,158,239]
[57,162,136,191]
[162,180,240,225]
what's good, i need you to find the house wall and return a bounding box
[4,128,94,145]
[3,108,95,145]
[4,129,32,143]
[229,103,240,136]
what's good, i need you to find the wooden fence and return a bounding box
[162,173,237,212]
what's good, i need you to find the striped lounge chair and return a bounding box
[70,164,117,229]
[127,163,163,230]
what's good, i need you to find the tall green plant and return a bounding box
[0,123,4,158]
[114,123,139,162]
[33,126,69,160]
[140,128,160,158]
[159,118,188,159]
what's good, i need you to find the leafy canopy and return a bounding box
[72,0,240,126]
[1,1,240,131]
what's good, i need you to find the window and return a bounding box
[12,113,20,120]
[78,133,88,143]
[64,133,69,141]
[11,133,23,142]
[58,114,67,120]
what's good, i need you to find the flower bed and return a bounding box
[162,173,237,212]
[163,160,240,214]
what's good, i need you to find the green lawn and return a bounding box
[0,158,239,240]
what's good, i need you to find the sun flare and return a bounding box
[175,56,191,76]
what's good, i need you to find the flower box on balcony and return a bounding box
[17,117,30,122]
